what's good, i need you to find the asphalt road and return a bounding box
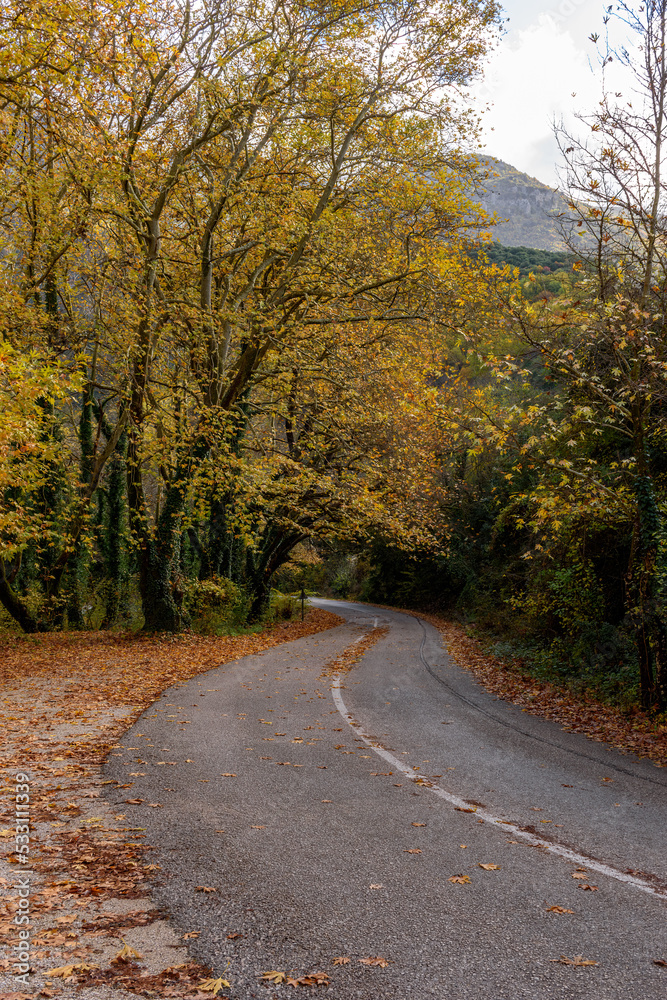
[103,600,667,999]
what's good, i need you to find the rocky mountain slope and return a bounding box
[475,158,570,250]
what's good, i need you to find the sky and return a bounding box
[472,0,612,187]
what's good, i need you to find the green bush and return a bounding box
[183,577,248,634]
[269,590,299,621]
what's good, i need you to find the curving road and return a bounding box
[104,600,667,999]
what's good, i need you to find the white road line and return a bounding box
[331,673,667,902]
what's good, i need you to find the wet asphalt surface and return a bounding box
[103,600,667,999]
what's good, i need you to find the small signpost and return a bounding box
[300,588,306,620]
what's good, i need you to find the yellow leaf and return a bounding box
[115,941,143,962]
[261,970,287,983]
[197,976,232,993]
[45,963,99,978]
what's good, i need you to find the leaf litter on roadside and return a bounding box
[260,970,329,986]
[0,610,342,989]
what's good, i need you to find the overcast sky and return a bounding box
[472,0,611,187]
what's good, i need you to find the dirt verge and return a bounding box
[0,609,343,1000]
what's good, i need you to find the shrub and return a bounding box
[183,577,247,634]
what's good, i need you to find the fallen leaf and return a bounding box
[332,957,350,965]
[227,932,243,940]
[45,963,99,978]
[551,955,598,967]
[653,959,667,967]
[115,941,143,962]
[359,956,391,967]
[570,871,589,879]
[220,773,236,778]
[403,849,422,854]
[287,972,330,986]
[369,884,384,889]
[148,803,163,808]
[454,806,476,813]
[197,976,231,994]
[261,971,287,983]
[411,822,426,827]
[250,825,265,829]
[183,931,200,939]
[478,863,501,870]
[194,886,217,893]
[546,906,574,914]
[578,884,598,891]
[124,799,144,805]
[448,875,471,884]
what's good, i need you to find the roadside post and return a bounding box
[300,588,305,620]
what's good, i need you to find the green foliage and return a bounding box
[482,243,575,275]
[182,577,248,635]
[269,591,299,621]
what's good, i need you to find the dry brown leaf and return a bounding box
[332,957,350,965]
[358,956,391,968]
[369,884,384,889]
[411,822,426,827]
[404,849,422,854]
[286,972,330,986]
[226,932,243,940]
[570,871,589,879]
[220,773,236,778]
[546,906,574,914]
[478,863,500,870]
[194,886,217,893]
[183,931,200,939]
[448,875,471,884]
[653,959,667,967]
[578,884,598,891]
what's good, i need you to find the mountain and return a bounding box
[474,158,569,251]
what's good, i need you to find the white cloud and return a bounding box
[472,15,602,186]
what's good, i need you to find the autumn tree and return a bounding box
[446,1,667,709]
[0,0,501,631]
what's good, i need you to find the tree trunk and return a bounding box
[103,433,130,627]
[0,562,41,633]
